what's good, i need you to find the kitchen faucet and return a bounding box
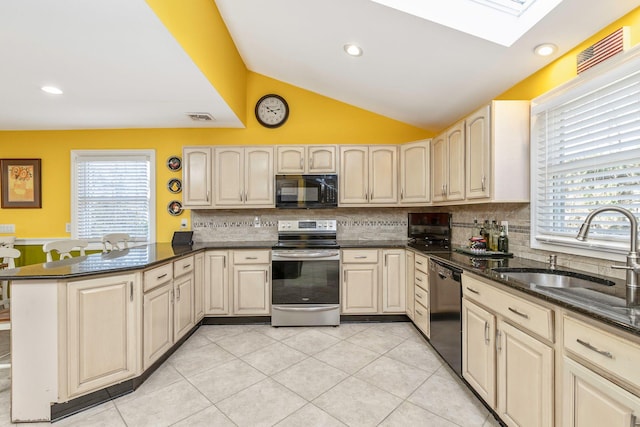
[576,206,640,306]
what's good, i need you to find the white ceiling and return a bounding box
[0,0,638,132]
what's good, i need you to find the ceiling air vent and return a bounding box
[186,112,215,122]
[577,27,629,74]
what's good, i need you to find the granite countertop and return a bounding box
[338,239,408,248]
[418,248,640,336]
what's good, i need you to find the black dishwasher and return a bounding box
[428,258,463,377]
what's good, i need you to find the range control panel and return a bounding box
[277,220,337,233]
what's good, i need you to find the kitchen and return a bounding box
[1,1,640,426]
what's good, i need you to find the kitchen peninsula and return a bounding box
[3,242,640,425]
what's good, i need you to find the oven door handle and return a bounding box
[272,251,340,259]
[272,305,339,313]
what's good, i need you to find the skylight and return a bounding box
[370,0,563,46]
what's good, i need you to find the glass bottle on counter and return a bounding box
[490,220,499,251]
[471,218,481,239]
[481,220,490,243]
[498,226,509,253]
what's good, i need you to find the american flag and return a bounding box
[577,27,627,74]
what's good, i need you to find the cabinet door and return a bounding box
[308,146,337,173]
[214,147,244,206]
[462,298,496,408]
[143,282,173,370]
[400,140,430,204]
[276,146,305,174]
[446,122,465,201]
[205,251,229,315]
[563,357,640,427]
[339,146,369,204]
[406,251,415,320]
[382,249,406,313]
[244,147,274,206]
[233,264,270,315]
[432,133,447,202]
[341,263,378,314]
[194,252,205,322]
[174,274,195,341]
[497,320,553,427]
[466,105,491,200]
[67,274,138,398]
[369,146,398,204]
[182,147,213,208]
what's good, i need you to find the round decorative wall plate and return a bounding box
[167,156,182,171]
[167,200,183,216]
[167,178,182,194]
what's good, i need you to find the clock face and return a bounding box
[255,94,289,128]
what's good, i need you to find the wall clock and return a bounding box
[255,94,289,128]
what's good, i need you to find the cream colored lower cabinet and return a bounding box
[142,282,173,370]
[381,249,406,313]
[66,273,140,398]
[563,357,640,427]
[232,250,271,315]
[413,253,430,336]
[173,272,195,341]
[462,273,553,427]
[406,251,415,320]
[462,298,496,407]
[204,250,230,315]
[194,252,205,322]
[341,249,379,314]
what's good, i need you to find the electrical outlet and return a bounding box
[65,223,71,233]
[0,224,15,233]
[180,219,188,229]
[500,220,509,235]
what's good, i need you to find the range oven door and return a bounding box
[271,249,340,326]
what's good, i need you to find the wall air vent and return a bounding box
[577,27,629,74]
[186,112,215,121]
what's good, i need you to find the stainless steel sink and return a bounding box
[493,268,615,289]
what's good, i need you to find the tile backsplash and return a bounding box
[191,203,625,280]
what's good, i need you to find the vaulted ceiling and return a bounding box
[0,0,637,132]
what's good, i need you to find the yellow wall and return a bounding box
[498,7,640,100]
[0,72,429,242]
[145,0,248,123]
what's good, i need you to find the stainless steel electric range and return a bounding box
[271,219,340,326]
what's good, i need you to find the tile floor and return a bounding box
[0,322,502,426]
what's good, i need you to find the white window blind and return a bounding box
[532,51,640,253]
[72,150,155,243]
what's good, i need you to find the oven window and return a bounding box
[272,260,339,304]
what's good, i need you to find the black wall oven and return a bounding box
[275,175,338,209]
[271,220,340,326]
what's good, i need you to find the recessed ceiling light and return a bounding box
[41,86,63,95]
[343,44,363,57]
[534,43,557,56]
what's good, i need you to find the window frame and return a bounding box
[71,149,156,247]
[530,44,640,262]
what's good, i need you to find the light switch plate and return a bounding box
[65,223,71,233]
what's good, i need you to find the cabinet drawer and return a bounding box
[173,255,194,278]
[414,285,428,308]
[462,274,554,341]
[143,263,173,292]
[564,316,640,388]
[342,249,378,263]
[415,254,429,273]
[233,250,270,265]
[415,270,428,291]
[414,301,429,336]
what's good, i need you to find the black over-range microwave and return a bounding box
[275,174,338,208]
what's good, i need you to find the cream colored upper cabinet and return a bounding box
[308,146,337,173]
[214,147,274,208]
[339,145,397,205]
[432,123,464,203]
[400,140,430,204]
[339,146,368,204]
[465,101,529,202]
[182,147,213,208]
[66,274,140,399]
[276,145,336,174]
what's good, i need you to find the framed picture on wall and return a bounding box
[0,158,42,208]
